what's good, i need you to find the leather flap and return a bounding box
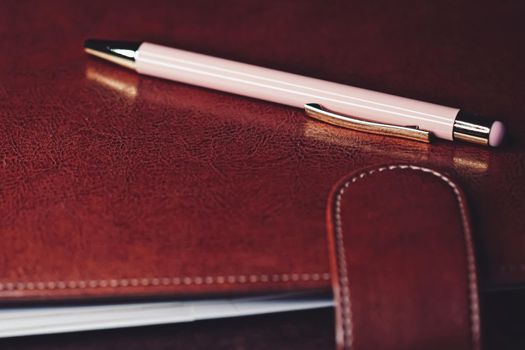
[327,164,482,350]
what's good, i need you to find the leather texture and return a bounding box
[1,0,524,303]
[327,165,481,350]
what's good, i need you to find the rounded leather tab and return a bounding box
[327,165,481,350]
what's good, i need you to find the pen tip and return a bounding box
[84,39,141,51]
[84,39,141,70]
[84,38,99,50]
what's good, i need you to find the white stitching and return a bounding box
[0,273,331,291]
[333,164,481,350]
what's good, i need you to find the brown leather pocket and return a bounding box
[327,164,481,350]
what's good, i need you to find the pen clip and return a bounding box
[304,103,432,143]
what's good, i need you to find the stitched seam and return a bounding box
[0,273,331,292]
[333,164,481,350]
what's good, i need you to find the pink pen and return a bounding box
[85,39,505,146]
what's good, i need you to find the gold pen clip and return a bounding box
[304,103,432,143]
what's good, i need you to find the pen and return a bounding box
[84,39,505,147]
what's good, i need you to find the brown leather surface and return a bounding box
[3,1,525,348]
[1,0,525,303]
[327,165,481,350]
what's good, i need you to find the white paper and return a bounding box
[0,292,333,338]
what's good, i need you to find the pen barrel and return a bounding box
[136,42,459,140]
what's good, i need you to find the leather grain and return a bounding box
[0,0,524,301]
[327,165,481,350]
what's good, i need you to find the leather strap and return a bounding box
[327,164,482,350]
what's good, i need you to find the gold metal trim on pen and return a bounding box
[84,40,141,70]
[452,111,495,146]
[304,103,432,143]
[85,48,136,70]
